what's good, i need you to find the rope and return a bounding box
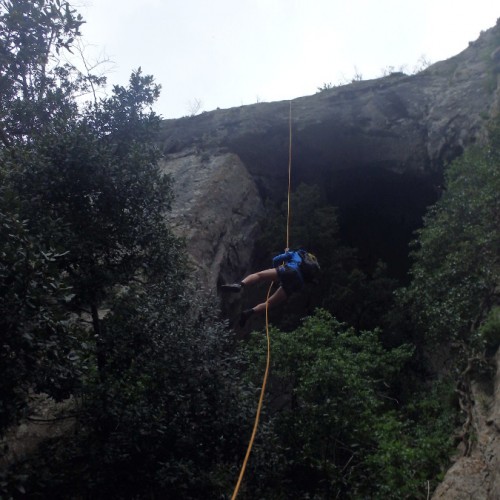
[231,282,273,500]
[286,100,293,250]
[231,100,293,499]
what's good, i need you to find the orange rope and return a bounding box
[286,100,292,250]
[231,100,293,499]
[231,282,273,500]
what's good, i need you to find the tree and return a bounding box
[0,282,258,499]
[0,0,88,431]
[329,260,398,332]
[0,208,84,431]
[186,97,203,116]
[399,118,500,458]
[317,82,334,92]
[0,0,181,429]
[403,121,500,348]
[1,2,253,498]
[0,0,87,148]
[243,310,421,498]
[412,54,432,74]
[80,284,254,499]
[7,69,181,384]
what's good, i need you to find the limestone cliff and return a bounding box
[160,150,263,287]
[161,22,500,182]
[160,20,500,282]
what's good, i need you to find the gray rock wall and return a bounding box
[159,21,500,281]
[160,22,500,192]
[432,348,500,500]
[161,150,263,288]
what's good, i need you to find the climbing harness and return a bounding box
[231,101,293,499]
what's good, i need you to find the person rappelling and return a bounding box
[221,248,320,326]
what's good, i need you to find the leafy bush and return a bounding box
[1,282,257,499]
[364,380,457,498]
[478,306,500,354]
[0,209,84,431]
[85,282,253,498]
[240,309,454,499]
[403,128,500,347]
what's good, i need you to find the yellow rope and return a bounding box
[286,100,293,250]
[231,283,273,500]
[231,100,293,499]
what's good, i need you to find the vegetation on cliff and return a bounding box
[1,1,499,498]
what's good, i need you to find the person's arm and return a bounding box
[272,250,292,267]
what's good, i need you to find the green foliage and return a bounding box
[243,310,438,498]
[258,183,341,254]
[1,284,256,499]
[364,380,457,498]
[0,0,87,146]
[386,117,500,497]
[83,285,253,498]
[478,306,500,353]
[10,69,173,309]
[4,63,179,397]
[0,208,84,431]
[1,0,179,437]
[327,259,398,333]
[403,123,500,347]
[0,0,89,434]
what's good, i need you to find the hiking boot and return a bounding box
[240,308,255,327]
[221,283,243,293]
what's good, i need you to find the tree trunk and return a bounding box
[91,303,106,384]
[91,302,111,437]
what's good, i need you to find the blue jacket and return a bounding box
[273,250,303,281]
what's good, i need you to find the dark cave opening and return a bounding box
[328,166,442,281]
[251,160,443,283]
[231,124,444,283]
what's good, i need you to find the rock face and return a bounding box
[432,348,500,500]
[161,23,500,182]
[161,150,263,287]
[159,20,500,281]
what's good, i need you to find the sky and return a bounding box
[73,0,500,119]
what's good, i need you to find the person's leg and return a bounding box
[252,286,287,314]
[240,286,288,326]
[241,268,278,287]
[221,268,278,292]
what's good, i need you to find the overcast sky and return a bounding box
[74,1,499,119]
